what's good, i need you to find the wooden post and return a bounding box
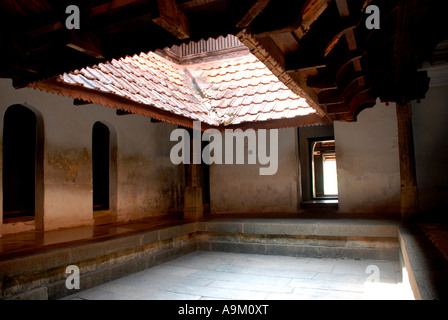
[183,129,203,220]
[396,102,419,221]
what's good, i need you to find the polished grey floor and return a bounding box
[62,251,415,300]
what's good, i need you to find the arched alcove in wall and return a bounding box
[2,104,44,229]
[92,121,117,217]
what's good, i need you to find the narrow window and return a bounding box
[92,122,110,211]
[3,105,37,220]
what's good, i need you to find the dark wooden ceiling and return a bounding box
[1,0,446,122]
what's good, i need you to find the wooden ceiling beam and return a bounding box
[318,89,343,105]
[285,47,326,71]
[331,88,375,121]
[342,76,367,102]
[345,28,358,52]
[236,0,270,28]
[25,21,64,38]
[249,11,302,39]
[152,0,190,39]
[335,0,361,53]
[306,69,337,89]
[177,0,217,11]
[326,103,350,115]
[288,11,360,72]
[32,78,213,131]
[252,25,301,39]
[66,30,105,59]
[326,48,363,76]
[61,1,105,60]
[349,89,375,115]
[237,29,329,119]
[392,0,443,99]
[324,24,356,56]
[336,62,365,90]
[91,0,144,16]
[254,34,285,69]
[335,0,350,18]
[294,0,332,40]
[245,0,305,39]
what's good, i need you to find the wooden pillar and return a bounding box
[183,129,203,220]
[396,102,419,222]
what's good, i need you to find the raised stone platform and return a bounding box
[399,224,448,300]
[198,218,399,261]
[0,215,445,300]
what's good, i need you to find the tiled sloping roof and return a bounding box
[189,54,315,126]
[31,41,326,129]
[59,52,217,125]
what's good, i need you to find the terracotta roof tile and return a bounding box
[42,40,320,128]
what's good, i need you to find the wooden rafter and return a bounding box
[152,0,190,39]
[306,70,337,89]
[324,23,356,56]
[66,30,105,59]
[1,0,442,124]
[237,29,329,120]
[31,79,211,130]
[285,47,326,71]
[294,0,332,40]
[334,0,359,54]
[318,89,343,105]
[335,0,350,18]
[236,0,270,28]
[91,0,144,15]
[326,103,350,115]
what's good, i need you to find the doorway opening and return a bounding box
[92,122,110,211]
[311,139,338,201]
[298,125,338,209]
[2,105,39,222]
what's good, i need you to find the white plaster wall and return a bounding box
[210,127,300,214]
[210,109,403,216]
[412,76,448,216]
[0,79,183,235]
[334,101,401,215]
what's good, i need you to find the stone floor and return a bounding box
[62,251,415,300]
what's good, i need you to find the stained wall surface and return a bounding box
[411,67,448,217]
[334,101,401,216]
[3,74,445,235]
[209,102,404,217]
[0,79,183,236]
[209,128,300,214]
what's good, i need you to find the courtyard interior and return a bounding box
[62,250,415,300]
[2,213,439,300]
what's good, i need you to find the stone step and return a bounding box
[197,236,399,261]
[198,218,399,238]
[196,219,400,261]
[0,222,199,300]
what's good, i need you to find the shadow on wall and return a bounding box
[2,104,44,232]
